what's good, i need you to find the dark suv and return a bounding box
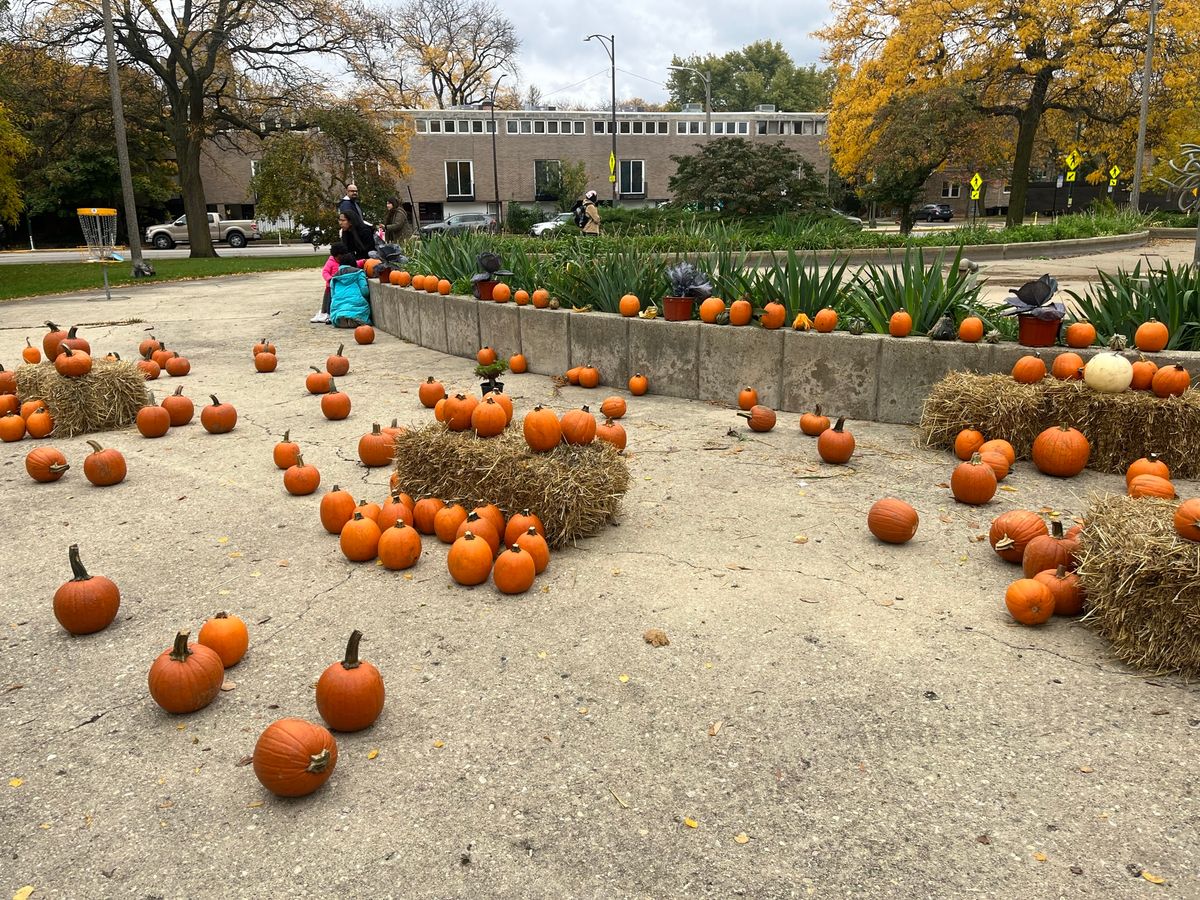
[916,203,954,222]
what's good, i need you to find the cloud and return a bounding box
[493,0,832,107]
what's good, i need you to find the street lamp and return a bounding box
[489,74,506,229]
[585,34,617,204]
[1130,0,1159,211]
[667,65,711,141]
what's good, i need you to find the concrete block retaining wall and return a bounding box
[369,281,1200,425]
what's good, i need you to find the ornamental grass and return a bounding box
[1077,495,1200,676]
[14,360,150,437]
[391,424,630,548]
[919,372,1200,478]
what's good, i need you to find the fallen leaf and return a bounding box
[403,573,413,580]
[976,834,991,845]
[618,673,630,684]
[277,560,289,567]
[367,749,379,760]
[249,572,262,578]
[8,777,23,787]
[537,651,547,659]
[1001,485,1018,492]
[236,756,253,767]
[218,589,230,596]
[877,597,895,607]
[13,887,34,900]
[734,833,750,844]
[217,536,229,544]
[1142,872,1165,885]
[792,535,809,544]
[683,817,698,828]
[228,551,243,558]
[1079,765,1094,773]
[708,721,723,736]
[611,569,622,576]
[577,707,589,715]
[220,680,236,692]
[643,628,669,647]
[1033,851,1047,862]
[246,800,263,808]
[938,512,953,524]
[704,662,713,670]
[432,740,445,749]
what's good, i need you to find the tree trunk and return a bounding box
[1005,68,1053,228]
[169,124,218,258]
[899,206,915,235]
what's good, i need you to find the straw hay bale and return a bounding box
[14,360,150,437]
[392,424,630,547]
[1077,495,1200,676]
[919,372,1200,477]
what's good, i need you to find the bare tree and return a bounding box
[395,0,519,108]
[8,0,369,256]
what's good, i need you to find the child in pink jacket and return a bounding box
[311,241,348,323]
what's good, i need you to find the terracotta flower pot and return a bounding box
[1018,314,1062,347]
[475,280,496,301]
[662,296,695,321]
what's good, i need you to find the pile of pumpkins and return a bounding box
[129,331,192,380]
[731,387,858,466]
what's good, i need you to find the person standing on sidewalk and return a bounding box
[581,190,601,236]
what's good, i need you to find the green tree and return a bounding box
[668,137,825,216]
[0,100,31,225]
[666,41,831,113]
[544,160,588,213]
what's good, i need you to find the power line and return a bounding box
[539,68,612,99]
[614,66,668,89]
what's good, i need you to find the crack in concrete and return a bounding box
[61,694,146,735]
[262,571,355,643]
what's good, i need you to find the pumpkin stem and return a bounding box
[1050,518,1064,538]
[463,530,476,541]
[813,403,822,416]
[295,453,305,467]
[60,343,73,356]
[67,325,79,338]
[173,386,184,396]
[49,463,70,474]
[372,423,382,434]
[328,378,338,392]
[833,416,846,432]
[736,411,751,420]
[110,352,120,360]
[581,405,590,413]
[209,394,221,406]
[310,366,322,373]
[426,376,435,383]
[215,612,229,620]
[281,429,290,443]
[46,321,59,330]
[342,629,364,669]
[67,544,92,581]
[169,631,192,662]
[306,748,332,773]
[86,439,103,453]
[336,343,344,356]
[352,511,364,520]
[1055,565,1067,579]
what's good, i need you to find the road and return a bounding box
[0,241,323,265]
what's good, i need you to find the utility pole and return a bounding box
[667,65,712,141]
[489,74,506,229]
[101,0,151,276]
[1130,0,1159,211]
[585,34,617,204]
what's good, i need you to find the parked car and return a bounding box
[420,213,498,236]
[530,212,575,237]
[916,203,954,222]
[144,212,260,249]
[830,209,864,230]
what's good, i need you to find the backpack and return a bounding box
[573,202,588,229]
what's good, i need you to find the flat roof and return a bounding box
[397,108,828,119]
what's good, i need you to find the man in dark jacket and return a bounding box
[337,184,376,250]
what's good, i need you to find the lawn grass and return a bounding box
[0,255,322,302]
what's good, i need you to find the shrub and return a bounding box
[845,247,984,334]
[1067,261,1200,351]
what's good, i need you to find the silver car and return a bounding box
[420,213,498,236]
[529,212,575,237]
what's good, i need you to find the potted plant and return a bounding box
[475,358,508,396]
[471,251,512,301]
[662,262,713,321]
[1001,274,1064,347]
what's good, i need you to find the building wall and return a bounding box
[196,132,261,219]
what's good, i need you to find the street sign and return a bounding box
[969,172,983,190]
[1065,149,1081,170]
[1109,164,1121,179]
[1065,171,1077,182]
[970,189,981,200]
[1056,175,1064,188]
[608,152,616,174]
[1109,179,1118,188]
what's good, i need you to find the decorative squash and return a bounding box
[1005,578,1055,625]
[867,498,919,544]
[137,352,161,380]
[888,310,913,337]
[25,407,54,439]
[55,344,92,378]
[1134,318,1169,352]
[316,630,385,732]
[254,351,277,373]
[760,302,787,330]
[596,417,627,450]
[136,403,170,438]
[493,545,537,594]
[339,512,382,562]
[1034,565,1084,616]
[989,510,1049,563]
[320,485,356,534]
[953,428,985,460]
[83,440,126,486]
[253,718,338,797]
[1022,519,1079,577]
[410,275,426,291]
[1083,353,1132,393]
[1126,454,1169,486]
[42,322,68,359]
[307,366,333,394]
[457,511,501,557]
[22,337,41,364]
[477,346,498,366]
[509,353,527,374]
[321,380,352,420]
[1174,498,1200,542]
[434,503,469,543]
[165,353,191,377]
[1064,322,1096,348]
[979,438,1016,465]
[800,405,831,436]
[26,446,70,483]
[737,405,776,432]
[147,631,225,714]
[326,344,349,377]
[1050,352,1084,381]
[1128,473,1175,499]
[979,450,1010,481]
[162,386,194,426]
[817,417,855,464]
[504,509,545,547]
[472,397,508,437]
[417,376,445,409]
[737,387,758,411]
[560,406,597,445]
[1011,353,1046,384]
[600,396,626,419]
[354,324,375,345]
[1031,426,1089,477]
[698,297,725,323]
[448,531,494,585]
[436,278,451,295]
[358,423,394,467]
[1151,364,1190,398]
[201,395,237,433]
[516,527,550,574]
[578,365,600,389]
[951,453,997,505]
[619,294,641,317]
[378,493,414,530]
[814,308,839,333]
[728,299,752,326]
[957,316,984,343]
[491,283,511,303]
[198,612,249,667]
[532,288,551,308]
[1130,356,1158,391]
[53,544,120,634]
[389,269,408,286]
[523,404,562,452]
[272,430,300,469]
[379,520,422,569]
[283,454,321,496]
[0,411,26,442]
[628,373,648,396]
[412,498,446,535]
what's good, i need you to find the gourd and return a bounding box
[560,406,597,445]
[53,544,120,635]
[737,405,776,432]
[316,630,385,732]
[273,431,300,469]
[321,380,352,420]
[147,631,225,714]
[358,423,395,467]
[953,428,985,460]
[522,405,562,453]
[326,344,349,376]
[26,446,70,483]
[339,512,382,562]
[816,417,855,464]
[1011,354,1046,384]
[162,387,194,426]
[137,403,171,438]
[419,376,444,408]
[1034,565,1084,616]
[1083,352,1132,393]
[1021,519,1078,577]
[516,527,551,573]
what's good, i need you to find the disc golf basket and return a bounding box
[77,207,120,300]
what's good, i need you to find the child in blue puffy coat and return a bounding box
[327,253,372,328]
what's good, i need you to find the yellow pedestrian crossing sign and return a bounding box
[969,173,982,190]
[1109,165,1121,179]
[1066,171,1076,182]
[1065,149,1081,170]
[608,151,616,183]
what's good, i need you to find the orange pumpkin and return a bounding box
[316,629,385,732]
[760,301,786,330]
[698,297,725,324]
[816,417,855,464]
[577,365,600,389]
[477,346,497,366]
[1005,578,1055,625]
[482,389,513,423]
[516,526,551,573]
[437,279,451,295]
[253,718,338,798]
[560,406,596,445]
[1035,565,1085,617]
[25,406,55,439]
[800,404,830,436]
[737,405,776,433]
[1064,322,1096,348]
[867,498,919,544]
[443,393,477,432]
[339,512,382,561]
[1128,473,1175,499]
[136,404,170,438]
[628,373,648,396]
[1050,352,1084,381]
[737,387,758,411]
[1130,356,1158,391]
[83,440,126,486]
[307,367,333,394]
[412,498,446,535]
[1174,498,1200,542]
[448,531,494,585]
[523,404,562,452]
[147,631,225,714]
[504,509,546,548]
[273,430,301,469]
[493,545,537,594]
[513,289,530,306]
[22,337,41,364]
[1134,319,1168,352]
[198,612,249,668]
[1031,425,1090,477]
[1125,454,1169,486]
[957,316,984,342]
[728,299,752,326]
[509,353,528,374]
[989,510,1049,563]
[813,308,839,333]
[354,324,375,344]
[201,395,237,433]
[979,438,1015,465]
[378,493,414,531]
[378,521,422,569]
[26,446,70,483]
[418,376,444,408]
[433,503,469,544]
[1151,364,1190,398]
[600,396,626,419]
[596,417,627,449]
[1022,519,1079,577]
[979,449,1010,481]
[619,294,641,317]
[283,454,321,496]
[53,544,119,634]
[532,289,550,308]
[472,396,507,437]
[950,452,997,505]
[953,428,985,460]
[888,310,913,337]
[358,423,395,467]
[0,411,26,442]
[321,380,352,420]
[1011,353,1046,384]
[320,485,356,535]
[491,283,512,303]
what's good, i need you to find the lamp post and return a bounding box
[1130,0,1159,211]
[489,74,506,229]
[667,65,711,141]
[585,34,617,203]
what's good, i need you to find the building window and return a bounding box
[737,121,749,134]
[520,120,532,134]
[454,120,467,132]
[534,159,562,201]
[574,121,585,134]
[593,120,604,134]
[559,120,571,133]
[941,181,961,199]
[486,120,495,133]
[471,120,483,133]
[442,120,454,133]
[815,120,826,135]
[534,120,545,134]
[619,121,630,134]
[415,119,428,133]
[619,159,645,195]
[547,121,559,134]
[445,160,474,199]
[801,120,814,135]
[429,120,442,133]
[678,121,703,135]
[632,121,643,134]
[506,120,518,134]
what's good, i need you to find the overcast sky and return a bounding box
[493,0,832,106]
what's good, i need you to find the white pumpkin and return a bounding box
[1083,352,1133,393]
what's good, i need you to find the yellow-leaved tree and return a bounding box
[0,100,31,226]
[820,0,1200,225]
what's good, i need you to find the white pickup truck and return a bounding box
[144,212,260,249]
